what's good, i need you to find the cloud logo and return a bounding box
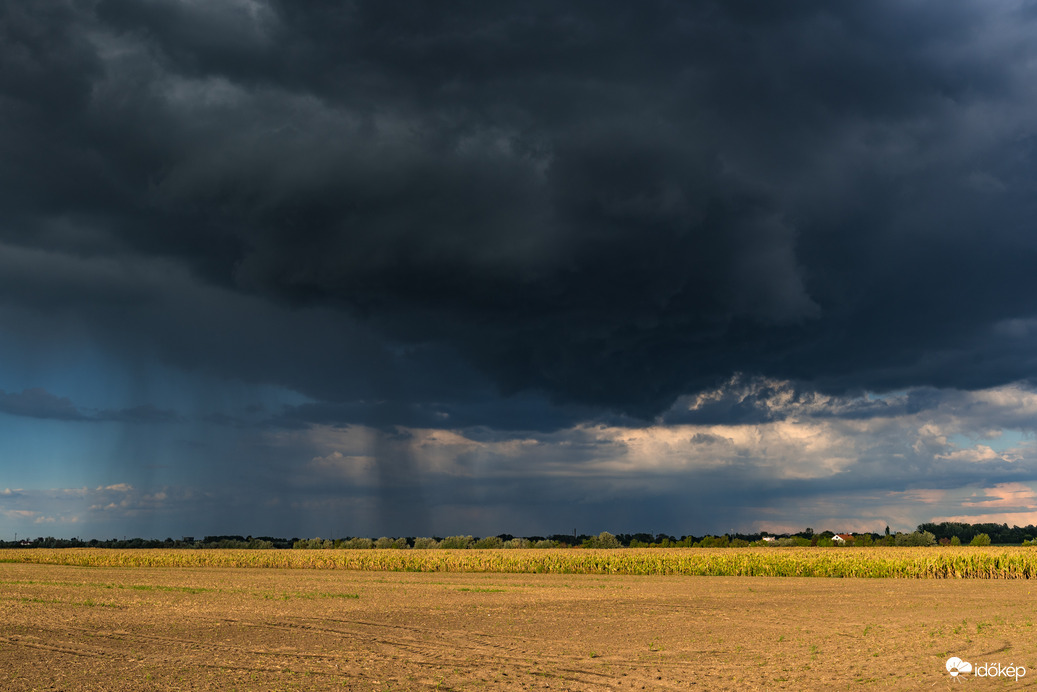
[946,657,973,678]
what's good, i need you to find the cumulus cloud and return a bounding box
[933,483,1037,526]
[5,379,1037,536]
[243,380,1037,533]
[0,483,200,533]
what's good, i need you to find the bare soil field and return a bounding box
[2,563,1036,691]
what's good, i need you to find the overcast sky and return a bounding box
[4,0,1037,539]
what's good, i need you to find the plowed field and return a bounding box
[2,563,1035,690]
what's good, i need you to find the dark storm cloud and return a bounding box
[6,1,1037,424]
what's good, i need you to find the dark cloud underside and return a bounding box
[4,1,1037,424]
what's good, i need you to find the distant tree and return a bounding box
[696,535,730,548]
[893,531,936,546]
[625,533,655,546]
[772,537,808,547]
[438,535,474,549]
[970,533,991,546]
[950,536,961,546]
[582,531,621,549]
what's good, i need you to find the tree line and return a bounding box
[4,522,1035,549]
[917,522,1037,546]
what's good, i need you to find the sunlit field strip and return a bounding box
[3,547,1037,577]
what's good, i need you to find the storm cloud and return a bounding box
[4,1,1037,537]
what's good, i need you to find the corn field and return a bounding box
[2,547,1037,577]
